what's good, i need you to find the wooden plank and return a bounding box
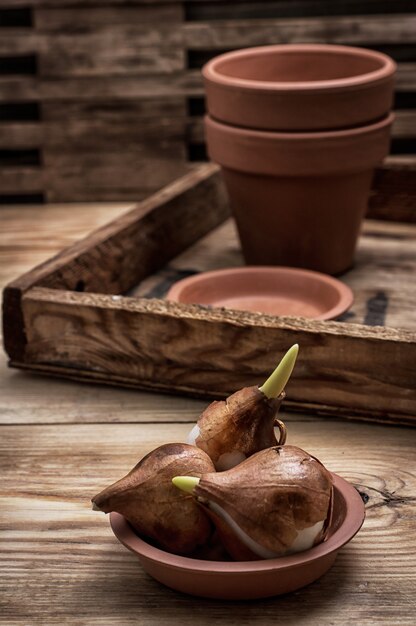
[0,152,187,200]
[0,64,414,103]
[11,286,416,425]
[2,164,228,360]
[0,359,205,426]
[185,0,416,21]
[0,99,182,153]
[394,63,416,91]
[0,201,135,288]
[40,120,186,150]
[0,71,201,102]
[1,420,415,624]
[0,166,43,193]
[0,31,39,55]
[0,122,42,148]
[373,157,416,221]
[0,0,182,6]
[44,186,185,204]
[34,4,183,30]
[0,121,186,151]
[390,109,416,138]
[0,23,184,76]
[41,147,189,201]
[184,14,416,48]
[42,143,186,166]
[40,98,186,121]
[368,196,416,223]
[7,167,223,292]
[39,38,184,78]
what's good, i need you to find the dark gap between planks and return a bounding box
[184,0,416,21]
[0,54,37,76]
[187,44,416,70]
[0,101,40,122]
[0,193,45,205]
[0,149,41,167]
[0,7,32,28]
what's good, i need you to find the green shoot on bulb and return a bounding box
[259,344,299,399]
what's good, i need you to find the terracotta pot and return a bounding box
[205,113,394,274]
[110,474,365,600]
[203,44,396,131]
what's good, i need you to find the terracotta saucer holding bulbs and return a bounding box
[166,267,353,320]
[110,473,365,600]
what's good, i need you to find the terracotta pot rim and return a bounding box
[110,473,365,574]
[203,44,396,93]
[206,111,395,142]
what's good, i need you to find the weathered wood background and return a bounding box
[0,0,415,202]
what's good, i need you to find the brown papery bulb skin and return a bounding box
[194,386,284,469]
[92,443,215,555]
[194,445,333,560]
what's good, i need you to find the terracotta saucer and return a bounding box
[166,267,353,320]
[110,473,365,600]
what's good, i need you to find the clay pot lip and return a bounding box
[203,44,396,93]
[110,473,365,575]
[165,266,354,321]
[205,111,395,142]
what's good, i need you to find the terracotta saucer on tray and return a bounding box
[166,266,353,320]
[110,473,365,600]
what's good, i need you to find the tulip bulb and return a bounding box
[173,445,333,561]
[187,345,298,470]
[92,443,215,555]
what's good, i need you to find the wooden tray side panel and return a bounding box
[16,288,416,426]
[368,158,416,222]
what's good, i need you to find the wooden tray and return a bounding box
[3,162,416,426]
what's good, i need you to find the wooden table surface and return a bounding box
[1,203,415,625]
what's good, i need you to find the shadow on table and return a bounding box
[70,546,357,625]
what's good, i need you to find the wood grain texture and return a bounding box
[1,3,415,203]
[0,201,134,281]
[132,216,416,331]
[2,165,228,358]
[1,420,415,625]
[0,64,414,103]
[1,191,416,625]
[3,100,186,149]
[43,150,188,203]
[3,13,415,59]
[3,164,416,423]
[184,14,416,48]
[0,166,43,194]
[0,25,184,77]
[34,4,183,30]
[369,157,416,222]
[14,285,416,424]
[3,164,225,290]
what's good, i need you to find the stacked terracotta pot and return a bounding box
[203,44,396,275]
